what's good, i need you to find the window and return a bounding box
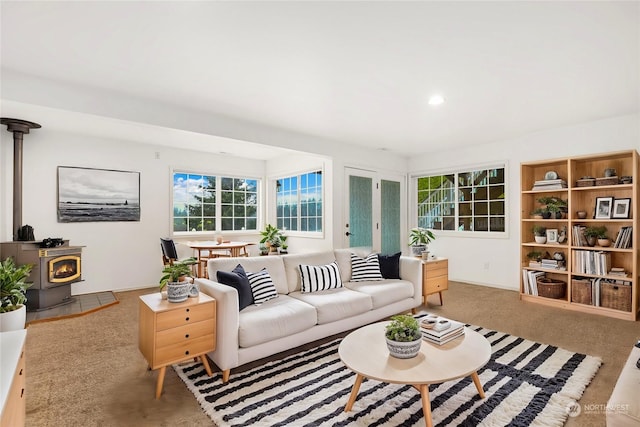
[276,170,323,232]
[416,167,505,232]
[173,172,259,233]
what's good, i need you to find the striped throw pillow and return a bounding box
[350,253,384,282]
[298,261,343,293]
[246,268,278,304]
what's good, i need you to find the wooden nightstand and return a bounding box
[422,258,448,305]
[138,292,216,398]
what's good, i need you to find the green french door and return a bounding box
[345,168,405,254]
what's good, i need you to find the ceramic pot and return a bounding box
[576,211,587,219]
[0,305,26,331]
[411,244,427,257]
[597,238,611,247]
[534,235,547,244]
[166,281,190,303]
[586,236,597,247]
[386,337,422,359]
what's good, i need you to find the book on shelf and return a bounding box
[522,269,546,296]
[614,226,633,249]
[572,250,611,276]
[572,225,588,247]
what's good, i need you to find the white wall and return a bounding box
[408,114,640,290]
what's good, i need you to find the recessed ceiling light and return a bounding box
[428,95,445,106]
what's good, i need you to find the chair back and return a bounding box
[160,238,179,265]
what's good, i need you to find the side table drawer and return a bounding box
[428,266,448,279]
[156,301,214,331]
[156,318,215,348]
[425,259,448,271]
[155,334,215,367]
[425,275,448,294]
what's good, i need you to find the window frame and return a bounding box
[411,162,509,238]
[273,168,324,237]
[171,169,262,236]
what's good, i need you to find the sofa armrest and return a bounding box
[399,256,423,303]
[194,278,240,371]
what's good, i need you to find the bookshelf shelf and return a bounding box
[520,150,639,321]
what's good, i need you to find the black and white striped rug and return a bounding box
[174,322,601,426]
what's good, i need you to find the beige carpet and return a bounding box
[24,281,638,426]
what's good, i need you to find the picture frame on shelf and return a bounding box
[612,198,631,219]
[594,196,614,219]
[546,228,558,244]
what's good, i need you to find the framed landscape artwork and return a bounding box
[57,166,141,222]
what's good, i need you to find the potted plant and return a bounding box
[159,257,198,303]
[530,208,545,219]
[537,197,568,219]
[385,314,422,358]
[526,251,543,262]
[279,235,288,254]
[532,225,547,244]
[408,227,436,257]
[260,224,283,253]
[594,226,610,247]
[0,257,33,331]
[583,226,605,247]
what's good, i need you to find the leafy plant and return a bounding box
[385,314,421,342]
[159,257,198,290]
[537,196,567,215]
[408,227,436,246]
[532,225,547,236]
[584,226,607,239]
[526,251,543,260]
[0,257,33,313]
[260,224,284,248]
[530,208,545,217]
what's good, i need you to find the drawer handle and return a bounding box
[19,368,23,376]
[185,317,190,322]
[20,388,24,398]
[185,350,190,355]
[186,308,190,312]
[185,334,190,339]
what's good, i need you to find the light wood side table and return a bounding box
[422,258,448,305]
[138,292,216,398]
[1,330,27,427]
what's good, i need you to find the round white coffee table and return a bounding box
[338,321,491,427]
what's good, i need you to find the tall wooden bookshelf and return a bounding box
[520,150,639,321]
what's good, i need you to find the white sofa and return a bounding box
[195,249,422,382]
[606,344,640,426]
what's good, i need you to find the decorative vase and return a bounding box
[576,211,587,219]
[188,282,200,297]
[386,337,422,359]
[534,235,547,244]
[0,305,26,331]
[166,281,190,303]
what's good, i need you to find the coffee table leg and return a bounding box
[345,373,364,412]
[471,371,485,398]
[419,384,433,427]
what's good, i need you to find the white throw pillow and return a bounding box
[298,261,343,293]
[350,253,384,282]
[246,268,278,304]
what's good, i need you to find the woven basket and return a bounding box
[537,278,567,299]
[576,178,595,187]
[571,279,592,305]
[600,282,632,312]
[595,177,618,186]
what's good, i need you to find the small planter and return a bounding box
[534,235,547,244]
[386,337,422,359]
[410,244,427,257]
[166,281,191,303]
[597,238,611,247]
[0,305,26,332]
[586,236,597,247]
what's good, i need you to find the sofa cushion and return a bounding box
[289,288,372,325]
[238,295,317,348]
[282,251,338,293]
[246,268,278,304]
[216,264,254,310]
[350,253,384,281]
[299,261,343,293]
[208,256,289,295]
[378,252,401,279]
[346,279,415,309]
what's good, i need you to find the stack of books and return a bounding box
[540,259,566,270]
[532,179,568,190]
[609,267,629,278]
[420,316,465,345]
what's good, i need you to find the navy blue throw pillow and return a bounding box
[377,252,401,279]
[216,264,254,311]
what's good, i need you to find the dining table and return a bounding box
[188,241,252,278]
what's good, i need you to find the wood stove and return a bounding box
[0,241,84,311]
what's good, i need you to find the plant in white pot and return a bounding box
[532,225,547,244]
[159,257,198,303]
[385,314,422,359]
[408,227,436,257]
[260,224,284,253]
[0,257,33,331]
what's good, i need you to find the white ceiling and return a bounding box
[1,1,638,158]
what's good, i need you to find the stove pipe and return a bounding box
[1,118,42,241]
